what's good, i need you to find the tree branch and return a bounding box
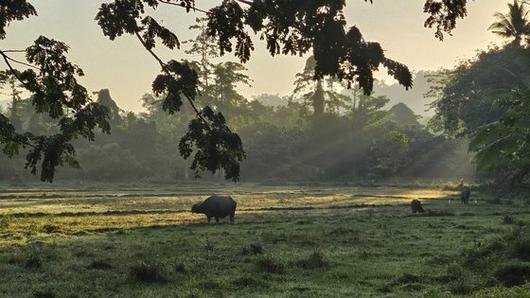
[0,50,39,70]
[234,0,253,6]
[0,50,33,89]
[158,0,208,14]
[134,31,167,69]
[2,49,26,53]
[134,31,209,125]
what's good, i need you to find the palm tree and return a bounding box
[488,0,530,46]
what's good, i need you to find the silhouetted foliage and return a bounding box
[488,0,530,47]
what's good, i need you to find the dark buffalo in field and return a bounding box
[459,179,471,205]
[191,195,237,223]
[411,199,425,213]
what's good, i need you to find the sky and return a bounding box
[2,0,513,112]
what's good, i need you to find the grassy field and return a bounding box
[0,183,529,297]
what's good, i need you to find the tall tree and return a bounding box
[488,0,530,46]
[96,89,123,126]
[293,56,350,116]
[0,72,23,130]
[184,18,252,126]
[183,17,218,89]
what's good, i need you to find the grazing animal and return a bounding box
[191,195,237,223]
[459,179,471,205]
[410,199,425,213]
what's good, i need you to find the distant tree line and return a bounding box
[0,84,472,184]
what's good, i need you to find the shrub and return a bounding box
[512,237,530,261]
[463,239,505,268]
[241,243,263,256]
[449,280,473,295]
[502,215,515,225]
[256,256,285,274]
[294,251,328,270]
[231,276,265,288]
[174,262,187,273]
[494,262,530,287]
[451,224,530,293]
[446,262,468,282]
[395,273,421,284]
[87,260,112,270]
[33,290,55,298]
[24,251,42,269]
[129,261,166,283]
[203,240,215,252]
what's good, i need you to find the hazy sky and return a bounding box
[2,1,512,112]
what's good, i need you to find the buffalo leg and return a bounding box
[215,217,219,223]
[230,213,235,223]
[207,216,211,223]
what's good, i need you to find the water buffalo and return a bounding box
[459,179,471,204]
[411,199,425,213]
[191,195,237,223]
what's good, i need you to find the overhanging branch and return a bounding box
[134,31,209,126]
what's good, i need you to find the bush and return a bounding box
[512,237,530,261]
[231,275,266,288]
[87,260,112,270]
[463,239,505,268]
[446,262,468,282]
[294,251,328,270]
[174,262,187,273]
[450,224,530,293]
[256,256,285,274]
[395,273,421,284]
[203,240,215,252]
[241,243,263,256]
[494,262,530,287]
[449,279,474,295]
[446,263,475,294]
[502,215,515,225]
[129,261,166,283]
[24,252,42,269]
[33,290,55,298]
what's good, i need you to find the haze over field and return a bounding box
[2,1,530,297]
[1,1,511,113]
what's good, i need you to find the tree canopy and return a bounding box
[431,1,530,186]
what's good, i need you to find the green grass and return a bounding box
[0,183,529,297]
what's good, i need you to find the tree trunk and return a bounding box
[311,80,325,116]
